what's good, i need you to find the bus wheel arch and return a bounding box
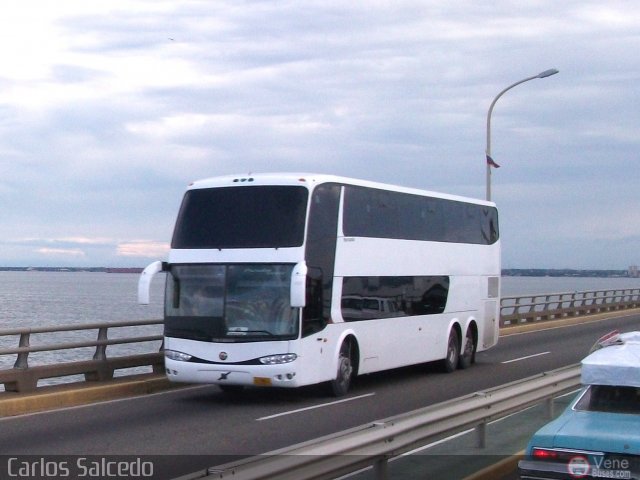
[329,335,359,397]
[442,323,461,373]
[458,321,478,370]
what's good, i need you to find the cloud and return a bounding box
[117,241,170,258]
[1,1,640,269]
[0,237,169,266]
[36,248,86,257]
[7,237,111,249]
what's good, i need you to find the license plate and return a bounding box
[253,377,272,386]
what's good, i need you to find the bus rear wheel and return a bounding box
[442,329,460,373]
[459,328,476,370]
[329,340,354,397]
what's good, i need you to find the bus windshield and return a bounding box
[171,185,308,249]
[164,264,298,341]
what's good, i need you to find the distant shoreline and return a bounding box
[502,268,632,278]
[0,267,144,274]
[0,267,635,278]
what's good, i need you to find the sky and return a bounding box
[0,1,639,269]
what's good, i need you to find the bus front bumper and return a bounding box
[164,358,302,388]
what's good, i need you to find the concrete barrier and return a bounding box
[0,319,163,393]
[0,373,176,417]
[500,288,640,326]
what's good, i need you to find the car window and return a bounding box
[575,385,640,414]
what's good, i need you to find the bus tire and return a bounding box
[329,340,354,397]
[458,327,476,370]
[442,328,460,373]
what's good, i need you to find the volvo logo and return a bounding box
[219,352,228,361]
[218,372,231,381]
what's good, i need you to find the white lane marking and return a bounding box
[257,393,375,421]
[400,428,474,455]
[502,351,550,364]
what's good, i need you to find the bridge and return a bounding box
[1,288,639,480]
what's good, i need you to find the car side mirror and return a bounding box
[290,261,308,308]
[138,261,165,304]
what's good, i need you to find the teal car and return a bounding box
[519,331,640,480]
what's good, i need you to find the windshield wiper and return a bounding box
[227,329,275,337]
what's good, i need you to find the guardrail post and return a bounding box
[567,292,576,316]
[596,291,605,312]
[476,422,487,448]
[86,327,113,382]
[93,327,108,361]
[575,291,584,314]
[584,291,595,314]
[87,327,112,382]
[4,332,38,392]
[372,456,389,480]
[541,295,551,320]
[14,332,30,369]
[151,340,165,374]
[545,397,555,419]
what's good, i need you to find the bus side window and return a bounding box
[302,268,325,336]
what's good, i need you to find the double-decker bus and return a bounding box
[138,173,500,396]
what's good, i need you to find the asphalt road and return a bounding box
[1,312,638,479]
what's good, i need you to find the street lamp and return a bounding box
[485,68,559,201]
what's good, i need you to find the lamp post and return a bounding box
[485,68,558,201]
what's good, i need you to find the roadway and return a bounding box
[1,312,638,479]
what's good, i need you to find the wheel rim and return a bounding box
[463,332,473,358]
[448,335,458,363]
[337,355,353,389]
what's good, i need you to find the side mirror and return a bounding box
[138,261,165,305]
[290,261,308,308]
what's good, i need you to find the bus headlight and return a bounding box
[259,353,297,365]
[165,350,192,362]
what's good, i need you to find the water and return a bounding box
[0,271,164,329]
[1,272,639,388]
[0,271,165,385]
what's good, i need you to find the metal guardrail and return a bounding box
[0,319,164,392]
[179,365,581,480]
[500,288,640,326]
[0,288,637,393]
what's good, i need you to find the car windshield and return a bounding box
[575,385,640,414]
[164,264,298,341]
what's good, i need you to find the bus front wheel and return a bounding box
[329,340,354,397]
[442,329,460,373]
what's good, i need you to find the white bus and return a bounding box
[138,173,500,396]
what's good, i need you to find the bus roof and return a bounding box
[187,172,496,207]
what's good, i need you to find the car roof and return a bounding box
[581,331,640,387]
